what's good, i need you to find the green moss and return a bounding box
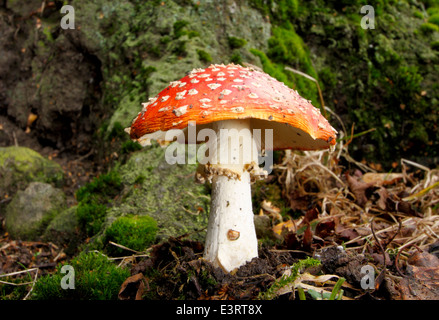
[173,20,190,38]
[75,170,122,236]
[249,0,298,22]
[414,11,424,19]
[427,7,439,16]
[105,215,158,255]
[32,251,130,300]
[420,22,439,33]
[250,21,320,107]
[428,13,439,26]
[196,49,213,63]
[228,36,247,49]
[230,51,243,65]
[0,146,64,196]
[1,272,34,300]
[259,257,321,300]
[76,201,108,237]
[76,170,122,204]
[120,140,142,154]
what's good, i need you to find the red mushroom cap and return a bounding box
[128,63,337,151]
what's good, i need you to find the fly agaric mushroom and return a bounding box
[126,63,337,272]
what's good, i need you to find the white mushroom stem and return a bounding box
[203,119,259,272]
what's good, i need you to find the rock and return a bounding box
[254,214,277,240]
[106,142,211,243]
[43,206,81,254]
[5,182,67,240]
[102,0,271,132]
[0,146,64,196]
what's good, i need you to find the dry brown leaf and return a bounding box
[345,173,375,206]
[118,273,148,300]
[273,220,295,235]
[362,172,404,185]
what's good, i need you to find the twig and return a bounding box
[23,268,39,300]
[285,66,328,118]
[12,131,18,146]
[108,241,143,254]
[0,268,39,278]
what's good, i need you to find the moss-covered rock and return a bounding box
[5,182,67,240]
[43,206,81,254]
[0,146,64,197]
[106,142,210,244]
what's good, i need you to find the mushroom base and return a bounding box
[203,171,258,272]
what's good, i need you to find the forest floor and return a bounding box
[1,136,438,300]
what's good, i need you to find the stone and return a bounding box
[0,146,64,196]
[5,182,67,240]
[43,206,81,254]
[106,142,211,243]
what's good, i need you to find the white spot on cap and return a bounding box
[205,78,213,82]
[207,83,221,90]
[231,85,247,90]
[251,82,261,87]
[233,78,244,83]
[219,100,228,104]
[298,106,307,113]
[160,95,170,102]
[201,103,212,108]
[170,81,181,88]
[217,72,226,76]
[188,89,198,95]
[217,77,226,81]
[172,120,183,126]
[312,108,322,116]
[231,107,244,113]
[318,122,326,130]
[178,82,187,88]
[159,107,170,112]
[191,78,200,84]
[173,105,188,117]
[148,97,158,104]
[198,73,211,78]
[199,98,211,103]
[248,93,258,99]
[220,89,232,96]
[175,90,187,100]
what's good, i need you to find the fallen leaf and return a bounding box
[118,273,148,300]
[273,220,295,235]
[302,225,313,251]
[345,173,376,206]
[400,251,439,300]
[362,172,404,185]
[408,250,439,268]
[261,200,282,222]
